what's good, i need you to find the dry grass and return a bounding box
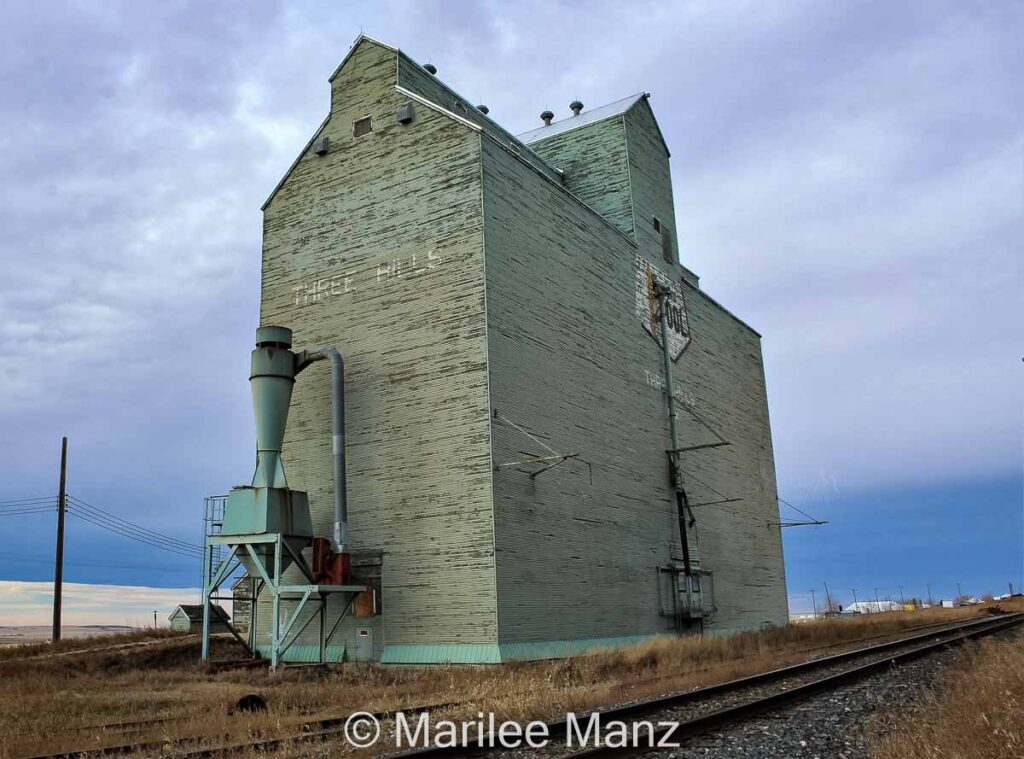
[0,627,184,661]
[0,604,1011,758]
[870,629,1024,759]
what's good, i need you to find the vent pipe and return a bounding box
[540,110,554,126]
[313,346,348,553]
[569,100,584,116]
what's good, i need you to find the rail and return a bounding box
[25,612,1022,759]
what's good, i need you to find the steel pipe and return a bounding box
[313,346,348,553]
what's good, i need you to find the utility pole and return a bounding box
[153,610,157,629]
[809,588,817,619]
[1011,582,1015,596]
[851,588,859,611]
[927,583,933,606]
[899,586,905,606]
[874,587,881,612]
[957,581,963,603]
[823,581,834,614]
[52,436,68,643]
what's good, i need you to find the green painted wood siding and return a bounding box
[482,136,679,643]
[527,117,635,238]
[623,101,681,265]
[256,39,497,655]
[482,129,788,644]
[252,35,786,659]
[396,54,563,185]
[671,284,789,633]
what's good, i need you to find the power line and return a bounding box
[0,551,193,572]
[0,496,57,505]
[66,495,203,555]
[67,494,201,551]
[66,506,204,558]
[0,506,56,517]
[66,510,204,560]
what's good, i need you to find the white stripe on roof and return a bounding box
[517,93,647,144]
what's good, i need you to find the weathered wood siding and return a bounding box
[671,286,790,632]
[256,38,497,656]
[396,54,562,185]
[527,118,635,238]
[483,101,788,645]
[252,36,786,659]
[623,101,680,264]
[482,136,680,644]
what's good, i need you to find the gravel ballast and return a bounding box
[652,627,1023,759]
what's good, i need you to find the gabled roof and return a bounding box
[169,604,229,622]
[327,33,398,83]
[518,93,647,143]
[262,33,560,210]
[517,92,671,157]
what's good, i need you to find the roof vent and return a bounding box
[477,105,489,115]
[313,136,330,156]
[569,100,584,116]
[540,110,554,126]
[423,63,437,75]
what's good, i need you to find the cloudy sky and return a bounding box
[0,0,1020,623]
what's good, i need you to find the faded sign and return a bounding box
[634,253,690,360]
[291,250,442,307]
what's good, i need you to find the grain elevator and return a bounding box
[202,34,788,665]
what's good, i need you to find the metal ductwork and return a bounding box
[313,346,348,554]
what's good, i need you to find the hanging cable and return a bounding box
[0,497,57,507]
[775,496,828,527]
[0,550,193,571]
[66,509,205,560]
[66,495,203,554]
[0,506,56,517]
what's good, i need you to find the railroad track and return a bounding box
[27,613,1020,758]
[391,612,1024,758]
[47,613,970,746]
[27,700,462,759]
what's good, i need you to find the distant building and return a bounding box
[846,600,903,613]
[169,604,230,634]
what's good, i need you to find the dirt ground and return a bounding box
[0,602,1017,758]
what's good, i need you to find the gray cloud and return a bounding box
[0,0,1018,555]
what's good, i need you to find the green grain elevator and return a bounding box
[234,34,788,664]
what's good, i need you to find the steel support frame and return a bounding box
[201,533,364,668]
[201,544,250,660]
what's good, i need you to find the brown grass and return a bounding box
[0,627,185,661]
[870,628,1024,759]
[0,604,1013,758]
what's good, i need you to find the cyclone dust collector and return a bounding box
[200,326,365,667]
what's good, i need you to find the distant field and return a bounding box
[0,625,136,646]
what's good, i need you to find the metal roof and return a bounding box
[170,604,229,622]
[517,93,648,144]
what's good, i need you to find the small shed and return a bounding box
[169,604,231,633]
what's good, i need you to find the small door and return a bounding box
[353,627,373,661]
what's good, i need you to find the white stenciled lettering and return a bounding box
[299,250,444,305]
